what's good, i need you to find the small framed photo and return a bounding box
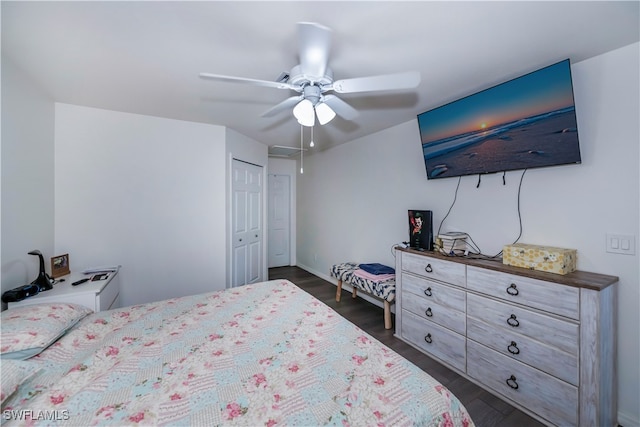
[51,254,70,278]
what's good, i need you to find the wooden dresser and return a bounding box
[395,248,618,427]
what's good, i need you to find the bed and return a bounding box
[1,279,473,426]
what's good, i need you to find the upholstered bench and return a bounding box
[330,263,396,329]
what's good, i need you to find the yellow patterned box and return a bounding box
[503,243,577,275]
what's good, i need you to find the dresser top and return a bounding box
[397,247,618,291]
[24,271,116,299]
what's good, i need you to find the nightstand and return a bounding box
[8,270,120,312]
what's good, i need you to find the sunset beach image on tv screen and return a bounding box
[418,59,582,180]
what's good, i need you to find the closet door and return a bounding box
[232,159,263,287]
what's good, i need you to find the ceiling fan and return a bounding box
[199,22,421,127]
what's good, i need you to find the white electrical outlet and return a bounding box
[606,233,636,255]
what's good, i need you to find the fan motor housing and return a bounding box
[288,65,333,90]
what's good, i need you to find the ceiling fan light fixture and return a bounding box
[200,22,421,134]
[293,99,315,127]
[315,102,336,125]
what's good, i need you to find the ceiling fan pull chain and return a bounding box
[300,124,304,174]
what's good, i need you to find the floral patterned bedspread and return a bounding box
[3,280,473,426]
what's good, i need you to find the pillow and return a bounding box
[1,359,40,404]
[1,303,93,360]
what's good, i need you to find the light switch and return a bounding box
[611,238,619,249]
[607,233,636,255]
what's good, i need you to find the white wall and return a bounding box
[297,43,639,425]
[54,104,228,306]
[1,56,55,301]
[268,157,298,266]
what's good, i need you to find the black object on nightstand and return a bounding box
[28,249,54,291]
[71,278,91,286]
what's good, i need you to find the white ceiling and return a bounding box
[2,1,638,153]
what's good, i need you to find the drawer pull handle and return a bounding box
[425,264,433,273]
[507,314,520,327]
[506,375,519,390]
[424,334,432,344]
[508,341,520,355]
[506,283,519,296]
[425,307,433,317]
[423,287,433,297]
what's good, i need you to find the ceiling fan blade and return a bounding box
[297,22,332,77]
[322,95,359,121]
[199,73,297,91]
[331,71,421,94]
[261,95,303,118]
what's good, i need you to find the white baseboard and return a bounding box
[618,411,639,427]
[294,263,332,284]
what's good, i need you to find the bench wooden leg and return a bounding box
[384,300,392,330]
[352,287,357,298]
[336,280,343,302]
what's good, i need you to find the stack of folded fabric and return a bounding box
[351,263,396,302]
[353,263,395,283]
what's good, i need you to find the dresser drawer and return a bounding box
[403,292,466,334]
[467,293,578,355]
[467,319,578,386]
[468,340,578,427]
[467,266,579,319]
[401,310,466,372]
[403,273,466,312]
[402,252,466,287]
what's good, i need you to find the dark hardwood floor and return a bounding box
[269,266,545,427]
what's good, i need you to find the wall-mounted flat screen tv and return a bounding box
[417,59,581,180]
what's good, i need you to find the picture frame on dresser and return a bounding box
[51,253,70,278]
